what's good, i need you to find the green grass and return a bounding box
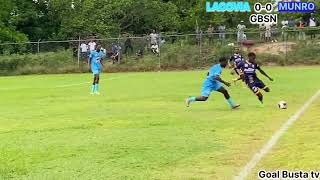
[249,98,320,180]
[0,66,319,179]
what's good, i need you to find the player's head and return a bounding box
[96,45,102,52]
[248,52,256,63]
[234,47,240,54]
[219,57,228,68]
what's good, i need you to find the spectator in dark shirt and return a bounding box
[124,37,133,55]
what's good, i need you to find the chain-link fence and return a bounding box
[0,28,319,75]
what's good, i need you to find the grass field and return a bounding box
[0,66,319,180]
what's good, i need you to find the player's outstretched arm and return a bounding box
[258,68,273,81]
[215,76,231,87]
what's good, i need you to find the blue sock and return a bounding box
[189,97,196,103]
[91,84,95,93]
[227,98,235,107]
[95,84,99,92]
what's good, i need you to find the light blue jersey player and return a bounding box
[186,57,240,109]
[88,45,106,95]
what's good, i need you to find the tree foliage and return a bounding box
[0,0,319,42]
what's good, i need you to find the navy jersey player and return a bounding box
[229,47,244,75]
[186,57,240,109]
[237,52,273,103]
[88,45,106,95]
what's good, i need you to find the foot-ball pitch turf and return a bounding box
[0,66,319,179]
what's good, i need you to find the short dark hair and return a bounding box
[248,52,256,57]
[219,56,228,63]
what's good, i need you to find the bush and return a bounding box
[0,50,78,75]
[0,41,319,76]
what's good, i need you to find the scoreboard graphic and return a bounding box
[206,1,317,25]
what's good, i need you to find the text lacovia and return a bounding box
[206,1,251,12]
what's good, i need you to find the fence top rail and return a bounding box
[0,28,320,46]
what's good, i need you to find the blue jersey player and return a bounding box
[237,52,273,103]
[88,45,106,95]
[186,57,240,109]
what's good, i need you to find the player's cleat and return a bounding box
[90,92,95,95]
[232,104,240,109]
[185,98,191,107]
[95,92,100,95]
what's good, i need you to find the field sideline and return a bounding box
[0,66,319,179]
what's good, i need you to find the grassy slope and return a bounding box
[0,67,319,180]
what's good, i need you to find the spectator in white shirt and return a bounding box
[259,24,265,41]
[309,13,317,39]
[218,24,226,41]
[281,20,289,41]
[265,23,272,42]
[237,21,246,42]
[88,40,96,52]
[150,30,158,46]
[80,42,88,59]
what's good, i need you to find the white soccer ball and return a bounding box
[278,101,287,109]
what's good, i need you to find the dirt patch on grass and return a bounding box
[251,42,297,55]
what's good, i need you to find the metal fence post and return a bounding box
[118,36,121,64]
[37,39,41,53]
[158,33,161,71]
[285,33,288,64]
[200,33,202,59]
[77,36,80,67]
[158,41,161,71]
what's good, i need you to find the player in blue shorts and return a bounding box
[237,52,273,103]
[185,57,240,109]
[88,45,106,95]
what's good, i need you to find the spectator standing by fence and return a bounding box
[309,14,317,39]
[265,23,272,42]
[298,18,306,41]
[111,43,121,64]
[218,24,226,42]
[196,27,202,46]
[207,24,214,44]
[271,24,278,42]
[80,42,88,60]
[88,40,96,52]
[288,18,296,39]
[150,30,158,46]
[281,20,289,41]
[259,24,265,42]
[124,37,133,55]
[237,21,246,42]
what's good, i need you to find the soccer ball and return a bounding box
[278,101,287,109]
